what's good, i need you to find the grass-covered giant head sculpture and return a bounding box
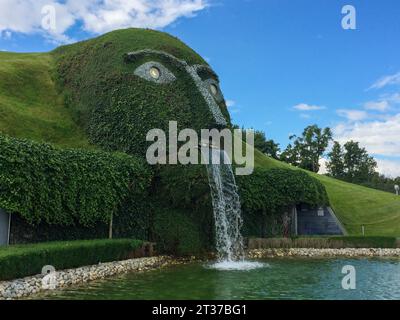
[54,28,231,156]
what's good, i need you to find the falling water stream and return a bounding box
[202,147,263,270]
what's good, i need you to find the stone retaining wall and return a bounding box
[248,248,400,259]
[0,256,174,300]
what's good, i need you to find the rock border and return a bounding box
[0,256,176,300]
[248,248,400,259]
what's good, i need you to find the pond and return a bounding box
[33,258,400,300]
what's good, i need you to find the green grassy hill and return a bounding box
[0,32,399,238]
[0,51,90,148]
[254,149,400,236]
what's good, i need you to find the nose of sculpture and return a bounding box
[186,64,228,129]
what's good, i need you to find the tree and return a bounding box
[342,141,377,183]
[233,125,281,159]
[326,140,377,184]
[253,130,280,159]
[281,125,333,172]
[326,141,345,179]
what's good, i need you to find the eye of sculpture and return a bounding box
[209,83,218,96]
[134,61,176,84]
[149,67,160,79]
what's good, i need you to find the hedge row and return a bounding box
[237,168,329,214]
[0,134,152,226]
[0,239,143,281]
[248,236,399,249]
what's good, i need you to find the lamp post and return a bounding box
[395,185,399,196]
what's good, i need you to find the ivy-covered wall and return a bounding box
[0,134,152,228]
[237,168,329,238]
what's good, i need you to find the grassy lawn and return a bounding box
[0,51,91,148]
[254,148,400,236]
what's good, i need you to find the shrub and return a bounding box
[0,133,152,226]
[0,239,143,281]
[247,236,398,249]
[237,168,329,214]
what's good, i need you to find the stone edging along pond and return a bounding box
[0,256,177,300]
[247,248,400,259]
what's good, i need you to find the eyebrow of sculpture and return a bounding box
[123,49,219,80]
[192,65,219,82]
[124,49,189,69]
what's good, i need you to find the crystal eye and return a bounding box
[210,84,218,96]
[134,62,176,84]
[149,67,160,79]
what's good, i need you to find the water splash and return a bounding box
[202,147,245,261]
[208,260,267,271]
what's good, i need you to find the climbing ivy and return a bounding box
[0,134,152,226]
[53,28,231,158]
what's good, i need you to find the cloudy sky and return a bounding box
[1,0,400,177]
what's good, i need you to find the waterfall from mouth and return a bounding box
[202,147,245,262]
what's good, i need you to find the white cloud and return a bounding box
[363,93,400,112]
[226,100,236,108]
[293,103,326,111]
[376,159,400,178]
[364,100,390,112]
[1,30,12,39]
[368,72,400,90]
[318,157,328,175]
[337,109,368,121]
[334,113,400,157]
[0,0,209,43]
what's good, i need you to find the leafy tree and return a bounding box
[342,140,377,183]
[233,125,281,159]
[253,130,280,159]
[326,140,377,184]
[281,125,333,172]
[326,141,345,179]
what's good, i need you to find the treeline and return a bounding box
[237,124,399,194]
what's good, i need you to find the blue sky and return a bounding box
[1,0,400,176]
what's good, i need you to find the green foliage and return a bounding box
[53,28,230,157]
[281,125,332,172]
[326,141,345,179]
[0,239,143,281]
[150,165,214,255]
[248,236,398,249]
[237,167,329,214]
[327,140,377,184]
[0,134,152,226]
[328,236,398,248]
[253,149,400,236]
[153,208,203,256]
[361,173,400,193]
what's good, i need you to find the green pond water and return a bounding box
[34,258,400,300]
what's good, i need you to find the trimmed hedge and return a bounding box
[0,133,152,226]
[248,236,399,249]
[0,239,143,281]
